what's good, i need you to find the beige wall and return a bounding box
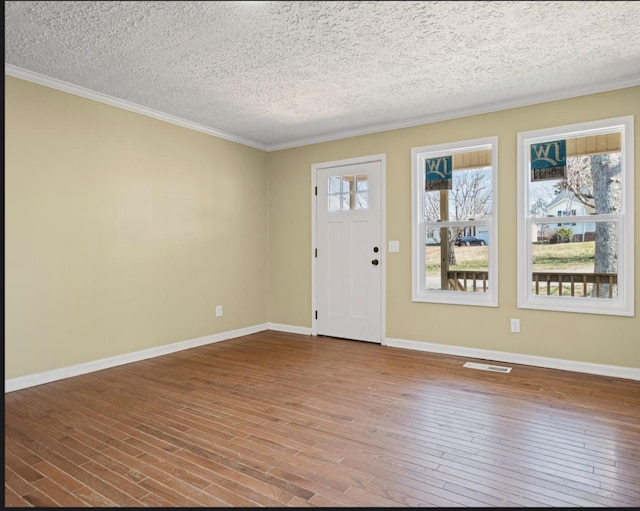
[5,76,269,379]
[268,86,640,369]
[5,75,640,383]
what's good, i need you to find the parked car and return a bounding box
[455,236,486,246]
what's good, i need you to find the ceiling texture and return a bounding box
[5,1,640,151]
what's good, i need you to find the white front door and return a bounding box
[314,156,384,343]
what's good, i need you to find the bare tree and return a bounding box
[423,168,492,266]
[558,155,593,207]
[450,169,492,222]
[591,155,621,297]
[558,154,621,296]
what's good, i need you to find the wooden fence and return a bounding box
[446,271,618,298]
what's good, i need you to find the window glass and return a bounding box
[327,173,369,211]
[517,116,633,316]
[412,137,498,306]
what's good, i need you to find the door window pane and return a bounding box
[327,173,369,211]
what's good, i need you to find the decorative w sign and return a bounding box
[530,140,566,182]
[425,155,452,191]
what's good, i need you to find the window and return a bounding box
[411,137,498,306]
[517,116,634,316]
[328,173,368,211]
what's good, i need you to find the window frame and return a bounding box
[516,116,634,316]
[411,136,499,307]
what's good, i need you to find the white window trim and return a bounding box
[411,136,499,307]
[516,116,634,316]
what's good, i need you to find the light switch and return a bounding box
[388,240,399,252]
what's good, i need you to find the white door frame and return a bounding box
[311,153,386,341]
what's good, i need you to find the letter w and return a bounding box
[426,158,449,179]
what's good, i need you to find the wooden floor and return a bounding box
[5,331,640,507]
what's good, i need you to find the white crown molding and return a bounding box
[4,64,269,152]
[384,337,640,382]
[6,64,640,153]
[266,74,640,151]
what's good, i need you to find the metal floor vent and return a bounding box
[463,362,512,373]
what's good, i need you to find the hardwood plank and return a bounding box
[4,485,31,507]
[32,476,90,507]
[5,451,45,485]
[5,467,39,502]
[31,460,89,495]
[5,331,640,507]
[174,448,289,506]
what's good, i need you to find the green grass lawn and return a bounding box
[425,241,596,272]
[531,241,595,270]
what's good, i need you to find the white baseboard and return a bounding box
[4,323,270,393]
[384,337,640,381]
[7,325,638,393]
[267,323,313,335]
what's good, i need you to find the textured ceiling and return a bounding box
[5,1,640,150]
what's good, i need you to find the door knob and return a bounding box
[371,259,379,265]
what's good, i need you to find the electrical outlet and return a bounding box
[216,305,223,317]
[510,318,520,333]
